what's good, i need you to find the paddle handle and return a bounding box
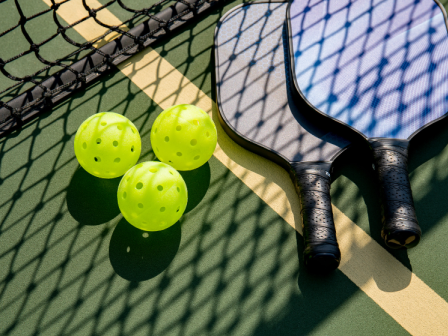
[291,163,340,273]
[370,139,422,249]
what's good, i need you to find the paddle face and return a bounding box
[289,0,448,140]
[215,1,353,272]
[215,1,350,167]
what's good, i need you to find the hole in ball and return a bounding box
[176,126,181,131]
[96,138,101,144]
[165,136,169,142]
[94,157,101,162]
[169,171,174,175]
[160,207,166,212]
[190,139,197,146]
[114,158,121,163]
[113,141,118,147]
[176,152,182,156]
[155,128,158,133]
[101,121,107,126]
[132,128,136,134]
[177,187,180,192]
[117,125,123,130]
[138,203,143,208]
[157,185,163,191]
[194,155,200,160]
[193,120,199,126]
[150,168,158,173]
[131,146,134,152]
[82,142,87,149]
[136,182,143,189]
[123,192,127,199]
[206,132,210,137]
[176,207,180,212]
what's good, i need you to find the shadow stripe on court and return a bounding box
[42,0,448,334]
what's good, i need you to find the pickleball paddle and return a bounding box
[288,0,448,249]
[215,1,355,272]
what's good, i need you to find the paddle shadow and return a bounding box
[408,116,448,236]
[333,145,413,291]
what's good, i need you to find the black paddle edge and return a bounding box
[0,0,225,139]
[285,0,448,144]
[214,1,354,274]
[286,0,448,250]
[214,0,360,182]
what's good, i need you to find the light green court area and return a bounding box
[1,0,448,335]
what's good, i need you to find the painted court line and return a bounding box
[44,1,448,334]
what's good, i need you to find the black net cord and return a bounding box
[0,0,225,138]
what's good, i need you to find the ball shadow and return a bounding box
[66,167,121,225]
[179,162,211,213]
[109,218,181,281]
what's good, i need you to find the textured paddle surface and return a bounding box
[216,1,350,164]
[290,0,448,139]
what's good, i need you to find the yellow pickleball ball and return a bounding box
[117,161,188,231]
[74,112,141,178]
[150,104,217,171]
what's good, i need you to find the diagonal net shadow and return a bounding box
[213,0,415,294]
[287,0,448,292]
[0,0,446,335]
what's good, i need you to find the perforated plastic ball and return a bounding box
[74,112,141,179]
[117,161,188,231]
[150,104,217,171]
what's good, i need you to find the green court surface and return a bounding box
[1,1,448,335]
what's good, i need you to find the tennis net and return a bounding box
[0,0,225,138]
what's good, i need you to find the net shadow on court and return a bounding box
[0,1,447,335]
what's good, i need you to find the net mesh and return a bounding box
[0,0,222,136]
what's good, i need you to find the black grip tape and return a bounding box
[291,163,340,272]
[370,139,422,249]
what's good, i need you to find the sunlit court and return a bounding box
[1,0,448,335]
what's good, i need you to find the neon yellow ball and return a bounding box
[117,161,188,231]
[74,112,141,179]
[150,104,217,171]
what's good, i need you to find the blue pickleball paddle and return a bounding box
[288,0,448,248]
[215,1,355,272]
